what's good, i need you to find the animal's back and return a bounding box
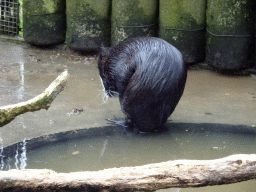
[99,37,187,132]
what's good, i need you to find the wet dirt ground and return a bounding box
[0,39,256,148]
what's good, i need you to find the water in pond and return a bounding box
[2,124,256,191]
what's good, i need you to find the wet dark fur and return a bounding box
[98,37,187,132]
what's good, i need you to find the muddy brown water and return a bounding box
[0,39,256,191]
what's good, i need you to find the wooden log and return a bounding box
[0,154,255,191]
[0,70,69,127]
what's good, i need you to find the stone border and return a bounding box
[2,123,256,158]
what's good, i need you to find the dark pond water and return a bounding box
[1,123,255,191]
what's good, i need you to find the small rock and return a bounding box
[72,151,80,155]
[49,120,54,125]
[67,108,83,116]
[69,55,82,63]
[28,55,41,62]
[85,60,90,65]
[50,55,59,60]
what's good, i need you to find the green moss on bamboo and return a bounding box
[160,0,206,29]
[23,0,65,16]
[206,0,253,34]
[111,0,158,45]
[112,0,157,26]
[66,0,111,20]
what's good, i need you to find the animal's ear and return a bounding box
[100,47,111,57]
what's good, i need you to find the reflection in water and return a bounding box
[6,157,11,170]
[14,140,27,170]
[0,140,27,170]
[100,139,108,157]
[0,138,3,170]
[20,139,27,169]
[14,144,19,169]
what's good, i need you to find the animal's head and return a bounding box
[98,47,118,98]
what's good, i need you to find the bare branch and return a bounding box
[0,154,255,191]
[0,70,69,127]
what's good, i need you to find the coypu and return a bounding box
[98,36,187,132]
